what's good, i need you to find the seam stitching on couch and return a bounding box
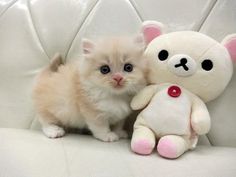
[64,0,100,61]
[0,0,18,18]
[28,114,36,129]
[61,139,71,177]
[128,0,143,22]
[196,0,218,32]
[206,134,213,146]
[27,0,50,60]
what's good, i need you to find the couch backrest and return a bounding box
[0,0,235,147]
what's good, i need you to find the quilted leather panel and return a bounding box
[130,0,216,31]
[0,0,17,16]
[0,0,48,128]
[200,0,236,40]
[67,0,142,60]
[200,0,236,147]
[29,0,98,59]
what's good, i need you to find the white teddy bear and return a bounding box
[131,21,236,159]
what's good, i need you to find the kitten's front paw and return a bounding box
[115,130,128,139]
[94,132,119,142]
[42,124,65,138]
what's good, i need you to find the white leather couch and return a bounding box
[1,0,236,176]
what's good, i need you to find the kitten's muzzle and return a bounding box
[112,73,124,86]
[167,54,197,77]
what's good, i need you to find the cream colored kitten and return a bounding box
[32,36,147,142]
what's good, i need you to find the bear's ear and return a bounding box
[141,21,165,45]
[222,34,236,62]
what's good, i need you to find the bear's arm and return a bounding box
[131,84,159,110]
[190,95,211,135]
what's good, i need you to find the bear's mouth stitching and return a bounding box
[174,58,189,71]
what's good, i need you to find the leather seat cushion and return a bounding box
[1,128,236,177]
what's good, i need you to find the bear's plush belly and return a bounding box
[142,86,191,136]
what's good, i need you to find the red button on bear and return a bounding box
[168,85,181,97]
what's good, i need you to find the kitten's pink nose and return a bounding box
[113,74,123,84]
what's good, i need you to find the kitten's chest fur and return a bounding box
[86,86,132,124]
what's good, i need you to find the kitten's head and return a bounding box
[79,36,147,95]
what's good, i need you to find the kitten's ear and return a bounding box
[133,34,145,48]
[134,34,144,44]
[82,38,95,55]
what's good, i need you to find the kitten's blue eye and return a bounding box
[124,63,133,72]
[100,65,110,74]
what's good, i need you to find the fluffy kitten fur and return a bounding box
[32,36,147,142]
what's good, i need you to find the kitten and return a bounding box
[32,36,147,142]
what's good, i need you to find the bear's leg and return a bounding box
[131,126,156,155]
[157,135,195,159]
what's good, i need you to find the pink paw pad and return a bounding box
[157,138,177,159]
[132,139,153,155]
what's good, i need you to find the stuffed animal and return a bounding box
[131,21,236,159]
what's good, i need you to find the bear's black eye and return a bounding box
[100,65,110,74]
[158,50,169,61]
[201,59,213,71]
